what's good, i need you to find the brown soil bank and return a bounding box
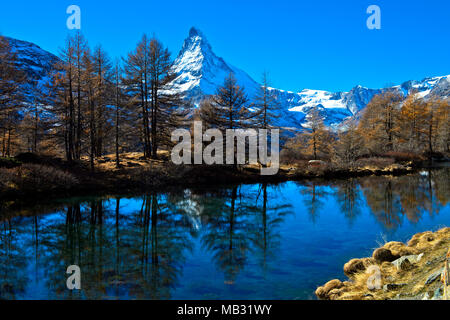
[316,228,450,300]
[0,152,420,200]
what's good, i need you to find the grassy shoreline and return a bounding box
[316,227,450,300]
[0,152,446,201]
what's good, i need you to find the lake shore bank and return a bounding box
[316,227,450,300]
[0,152,447,201]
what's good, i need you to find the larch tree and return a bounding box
[49,35,78,161]
[254,71,281,129]
[333,123,364,167]
[81,47,97,170]
[303,109,332,160]
[20,80,51,154]
[0,36,26,156]
[422,98,448,155]
[113,61,125,168]
[123,35,152,158]
[200,73,255,131]
[435,99,449,153]
[73,32,88,160]
[92,45,113,158]
[358,91,403,154]
[398,93,427,152]
[199,73,256,167]
[148,37,186,159]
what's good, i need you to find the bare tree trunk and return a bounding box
[1,128,6,156]
[89,96,95,171]
[6,127,11,157]
[115,68,120,168]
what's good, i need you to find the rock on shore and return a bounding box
[315,227,450,300]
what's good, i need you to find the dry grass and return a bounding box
[0,164,78,193]
[355,157,396,169]
[316,227,450,300]
[85,151,170,172]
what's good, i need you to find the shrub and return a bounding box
[0,167,18,192]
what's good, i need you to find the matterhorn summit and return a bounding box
[171,27,259,102]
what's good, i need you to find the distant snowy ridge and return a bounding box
[170,28,450,129]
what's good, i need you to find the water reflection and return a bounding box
[0,169,449,300]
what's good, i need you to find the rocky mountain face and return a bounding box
[171,27,260,101]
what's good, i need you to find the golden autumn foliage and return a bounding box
[357,91,403,154]
[302,109,333,160]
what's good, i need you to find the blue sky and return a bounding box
[0,0,449,92]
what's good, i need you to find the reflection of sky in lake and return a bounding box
[1,170,449,300]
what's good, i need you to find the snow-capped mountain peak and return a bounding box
[172,27,259,101]
[170,28,449,130]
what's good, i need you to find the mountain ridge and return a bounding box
[2,29,449,129]
[170,28,450,129]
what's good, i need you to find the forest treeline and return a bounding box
[283,91,449,166]
[0,32,280,169]
[0,32,449,172]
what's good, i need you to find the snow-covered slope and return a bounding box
[5,36,59,84]
[2,36,60,101]
[171,28,449,130]
[172,27,260,102]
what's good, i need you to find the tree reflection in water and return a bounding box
[0,168,448,299]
